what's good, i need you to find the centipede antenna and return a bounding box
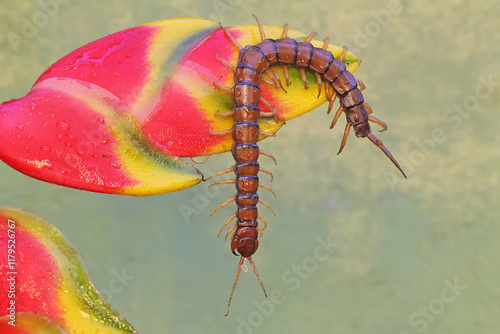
[225,256,267,317]
[367,133,407,178]
[357,79,366,91]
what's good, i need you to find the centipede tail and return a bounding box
[211,17,406,315]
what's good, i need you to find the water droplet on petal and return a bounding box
[111,162,122,169]
[242,258,252,273]
[41,145,52,153]
[17,251,25,262]
[57,121,70,131]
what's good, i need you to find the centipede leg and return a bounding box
[218,212,237,237]
[315,72,322,98]
[337,123,351,155]
[339,45,348,62]
[270,67,286,92]
[259,97,287,122]
[282,23,289,38]
[368,115,388,132]
[221,24,243,50]
[207,166,272,182]
[259,198,276,216]
[214,110,235,117]
[299,68,309,89]
[225,256,267,317]
[327,84,337,114]
[208,125,233,136]
[361,102,387,132]
[253,14,266,41]
[304,31,317,43]
[262,74,279,88]
[276,23,291,87]
[260,150,277,164]
[259,183,276,197]
[224,223,237,240]
[259,129,276,138]
[283,65,291,86]
[259,166,274,181]
[205,167,233,182]
[216,53,235,71]
[330,105,343,129]
[357,79,366,91]
[214,77,233,94]
[208,179,235,188]
[210,197,235,217]
[258,215,268,230]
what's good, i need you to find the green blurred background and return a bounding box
[0,0,498,333]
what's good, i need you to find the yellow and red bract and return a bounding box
[0,19,360,196]
[0,207,137,334]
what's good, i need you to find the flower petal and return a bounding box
[0,207,137,333]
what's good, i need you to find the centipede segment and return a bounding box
[210,16,406,315]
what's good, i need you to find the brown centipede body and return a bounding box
[209,16,406,315]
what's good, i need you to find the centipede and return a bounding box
[208,16,406,315]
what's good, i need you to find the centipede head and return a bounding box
[225,256,267,316]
